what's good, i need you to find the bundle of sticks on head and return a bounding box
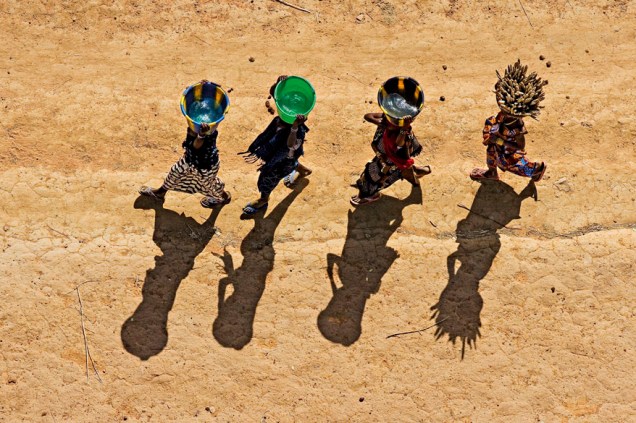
[495,59,548,119]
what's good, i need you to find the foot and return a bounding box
[283,168,312,188]
[469,168,499,181]
[139,186,165,200]
[413,165,432,177]
[350,192,381,207]
[531,162,547,182]
[200,191,231,208]
[241,199,268,216]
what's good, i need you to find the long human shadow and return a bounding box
[213,179,309,349]
[121,195,224,360]
[318,185,422,345]
[431,180,537,359]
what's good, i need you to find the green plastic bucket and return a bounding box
[273,76,316,124]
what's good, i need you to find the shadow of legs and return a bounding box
[431,180,535,358]
[121,195,223,360]
[318,186,422,345]
[213,179,309,349]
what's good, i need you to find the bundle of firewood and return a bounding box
[495,59,548,119]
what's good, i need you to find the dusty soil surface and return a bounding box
[1,1,635,421]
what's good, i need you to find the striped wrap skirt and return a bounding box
[162,157,225,199]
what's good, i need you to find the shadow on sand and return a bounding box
[318,185,422,345]
[431,180,536,358]
[213,179,309,349]
[121,195,224,360]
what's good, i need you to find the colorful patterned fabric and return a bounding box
[356,123,422,198]
[482,112,540,177]
[485,145,540,177]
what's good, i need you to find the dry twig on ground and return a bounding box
[386,317,448,339]
[69,282,102,383]
[273,0,311,14]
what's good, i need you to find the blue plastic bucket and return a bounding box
[180,81,230,133]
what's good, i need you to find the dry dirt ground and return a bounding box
[1,1,635,421]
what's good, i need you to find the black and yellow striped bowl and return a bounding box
[377,76,424,127]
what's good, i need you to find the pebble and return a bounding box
[556,177,567,184]
[249,57,255,62]
[439,96,445,101]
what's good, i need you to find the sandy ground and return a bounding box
[1,1,635,421]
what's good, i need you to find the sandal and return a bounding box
[200,192,232,208]
[283,170,300,188]
[469,168,500,181]
[350,192,381,207]
[241,201,268,216]
[139,186,165,201]
[531,162,547,182]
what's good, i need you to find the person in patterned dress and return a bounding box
[139,121,231,208]
[350,112,430,206]
[470,60,547,182]
[470,112,546,182]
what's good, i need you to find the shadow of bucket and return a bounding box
[273,76,316,124]
[180,81,230,133]
[377,76,424,127]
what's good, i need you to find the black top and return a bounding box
[245,117,308,166]
[182,129,219,170]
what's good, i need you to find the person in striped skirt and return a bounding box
[139,122,231,208]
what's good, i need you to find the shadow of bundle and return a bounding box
[495,59,548,119]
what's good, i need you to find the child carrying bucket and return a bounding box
[139,80,231,208]
[239,75,315,217]
[351,76,431,206]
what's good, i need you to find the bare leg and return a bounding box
[296,161,312,177]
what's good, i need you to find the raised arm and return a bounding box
[364,112,384,126]
[270,75,288,97]
[192,123,211,149]
[287,114,307,148]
